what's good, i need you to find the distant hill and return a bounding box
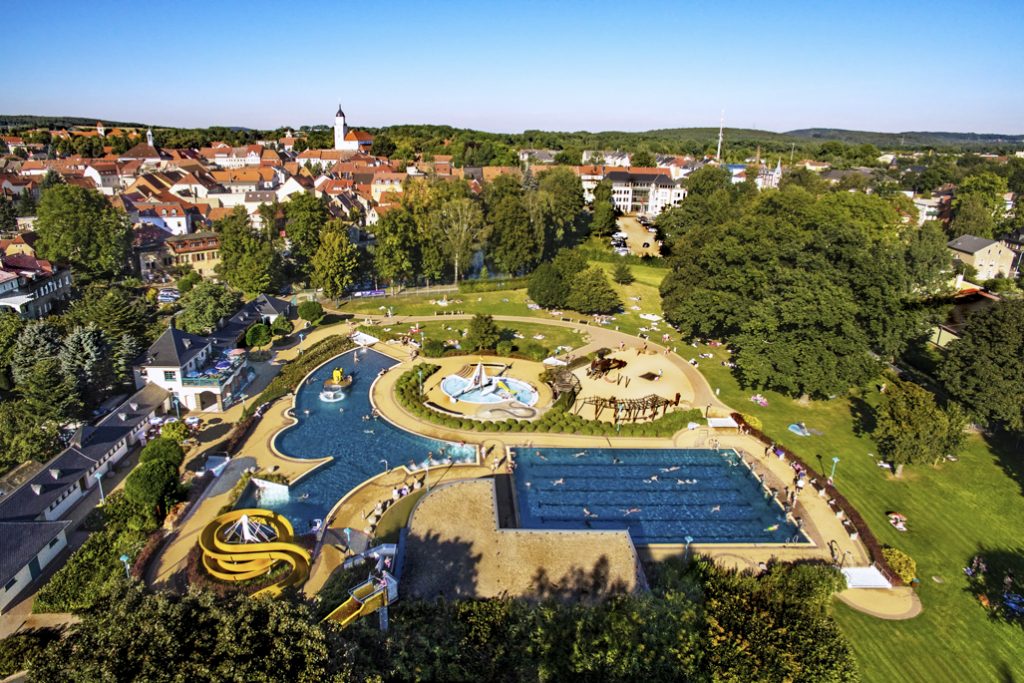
[0,114,146,130]
[786,128,1024,148]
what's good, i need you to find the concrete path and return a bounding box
[836,586,923,620]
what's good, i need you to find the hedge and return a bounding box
[241,335,356,419]
[395,363,704,437]
[458,276,532,293]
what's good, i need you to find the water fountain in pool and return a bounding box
[319,366,353,402]
[440,362,538,406]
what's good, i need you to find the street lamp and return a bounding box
[830,456,840,480]
[417,366,423,395]
[119,554,131,579]
[171,395,180,420]
[97,471,107,504]
[684,535,694,562]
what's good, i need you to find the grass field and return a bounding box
[696,345,1024,683]
[354,255,1024,681]
[341,261,667,338]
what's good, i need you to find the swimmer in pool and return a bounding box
[622,507,641,515]
[710,504,721,513]
[363,429,374,434]
[660,466,681,473]
[573,451,587,458]
[612,457,623,465]
[535,451,547,461]
[676,478,688,485]
[552,478,565,486]
[645,475,659,483]
[583,507,597,518]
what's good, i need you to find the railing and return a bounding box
[182,376,225,387]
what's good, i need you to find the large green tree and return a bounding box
[34,184,131,280]
[64,285,150,340]
[283,193,329,277]
[215,207,282,295]
[938,300,1024,433]
[372,207,419,289]
[310,223,359,299]
[176,281,239,335]
[488,194,539,275]
[59,324,113,406]
[10,320,63,386]
[463,314,502,351]
[874,379,959,475]
[566,266,621,314]
[432,197,486,285]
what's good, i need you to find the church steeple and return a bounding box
[334,103,348,151]
[146,128,154,147]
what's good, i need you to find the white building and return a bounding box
[583,150,632,167]
[333,105,373,152]
[606,170,685,216]
[0,382,168,613]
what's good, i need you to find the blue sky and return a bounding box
[4,0,1022,133]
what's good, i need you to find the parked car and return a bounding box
[158,288,181,303]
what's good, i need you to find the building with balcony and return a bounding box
[606,170,686,216]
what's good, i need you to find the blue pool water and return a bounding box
[237,348,476,529]
[512,447,803,545]
[440,374,538,405]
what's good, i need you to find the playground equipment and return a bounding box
[587,357,628,378]
[198,508,311,598]
[320,366,353,402]
[576,393,679,422]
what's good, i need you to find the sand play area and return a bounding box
[571,349,696,421]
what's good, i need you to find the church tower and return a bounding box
[333,104,348,151]
[146,128,154,147]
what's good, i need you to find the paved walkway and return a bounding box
[836,586,923,620]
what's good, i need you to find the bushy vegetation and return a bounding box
[243,335,355,416]
[395,364,703,436]
[137,437,185,468]
[21,559,857,682]
[881,546,917,584]
[0,628,60,678]
[33,493,157,614]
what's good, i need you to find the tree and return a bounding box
[632,149,655,167]
[18,357,82,426]
[951,194,997,239]
[124,459,179,517]
[0,311,25,390]
[537,168,584,251]
[591,200,617,237]
[59,324,113,405]
[111,333,143,385]
[0,197,16,232]
[370,133,397,157]
[952,171,1008,231]
[685,165,734,197]
[15,191,35,217]
[138,437,184,467]
[463,314,501,351]
[433,198,486,285]
[283,193,329,277]
[10,320,63,386]
[215,207,282,294]
[939,300,1024,433]
[271,315,293,337]
[297,300,324,323]
[40,170,64,191]
[34,184,131,280]
[874,379,957,476]
[527,262,566,309]
[245,322,271,349]
[159,420,190,444]
[176,281,239,335]
[488,194,538,275]
[566,267,621,314]
[0,400,61,472]
[64,285,150,339]
[905,221,952,292]
[310,223,359,299]
[176,270,201,294]
[612,262,634,284]
[372,207,419,290]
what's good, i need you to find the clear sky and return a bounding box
[4,0,1022,134]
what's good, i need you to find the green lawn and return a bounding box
[696,345,1024,683]
[341,261,668,338]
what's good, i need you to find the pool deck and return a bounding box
[146,314,903,620]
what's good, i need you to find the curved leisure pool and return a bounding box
[237,348,475,530]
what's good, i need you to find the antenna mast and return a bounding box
[716,110,724,162]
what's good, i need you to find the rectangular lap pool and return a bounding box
[512,447,804,545]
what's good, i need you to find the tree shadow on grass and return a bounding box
[962,546,1024,631]
[848,395,876,437]
[983,429,1024,498]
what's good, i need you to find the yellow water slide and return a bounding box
[322,572,397,628]
[198,508,311,598]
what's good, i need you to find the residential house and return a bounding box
[948,235,1017,281]
[582,150,631,167]
[162,231,221,278]
[134,327,247,412]
[0,382,169,613]
[371,172,406,203]
[518,149,557,164]
[0,253,72,318]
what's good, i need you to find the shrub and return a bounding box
[245,322,271,349]
[0,629,60,677]
[612,262,635,284]
[159,421,190,444]
[740,413,763,431]
[124,459,179,515]
[271,315,293,337]
[882,546,917,584]
[496,340,513,356]
[422,339,447,357]
[138,437,185,468]
[297,300,324,323]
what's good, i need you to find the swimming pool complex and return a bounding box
[238,348,475,529]
[512,447,803,545]
[440,374,539,405]
[240,346,802,546]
